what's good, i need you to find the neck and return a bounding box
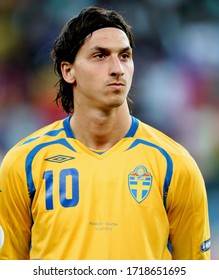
[70,103,132,150]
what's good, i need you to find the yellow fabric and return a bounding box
[0,116,210,259]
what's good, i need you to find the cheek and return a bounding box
[75,68,98,92]
[127,67,134,83]
[80,67,104,86]
[129,62,134,76]
[76,65,95,81]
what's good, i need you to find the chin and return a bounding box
[102,91,128,109]
[105,99,126,110]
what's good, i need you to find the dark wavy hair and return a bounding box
[51,6,134,114]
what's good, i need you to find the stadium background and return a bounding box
[0,0,218,259]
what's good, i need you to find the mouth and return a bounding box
[108,82,125,90]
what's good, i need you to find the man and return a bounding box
[0,6,210,259]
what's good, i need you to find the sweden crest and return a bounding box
[128,165,152,203]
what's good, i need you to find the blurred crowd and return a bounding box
[0,0,218,258]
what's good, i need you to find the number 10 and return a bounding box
[43,168,79,210]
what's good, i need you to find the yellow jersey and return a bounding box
[0,116,211,259]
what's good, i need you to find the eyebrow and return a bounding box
[88,46,132,54]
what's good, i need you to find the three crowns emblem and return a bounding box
[128,165,152,203]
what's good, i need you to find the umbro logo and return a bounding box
[45,155,75,163]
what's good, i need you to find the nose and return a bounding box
[109,56,124,77]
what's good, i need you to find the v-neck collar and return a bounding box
[63,115,139,140]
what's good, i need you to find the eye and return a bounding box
[93,53,105,59]
[120,53,131,60]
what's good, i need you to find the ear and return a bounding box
[60,61,75,84]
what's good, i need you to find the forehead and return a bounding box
[84,27,131,49]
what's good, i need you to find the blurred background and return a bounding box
[0,0,218,259]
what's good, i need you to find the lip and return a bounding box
[108,82,125,89]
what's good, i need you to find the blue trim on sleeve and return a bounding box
[22,136,40,145]
[25,139,76,198]
[44,128,65,136]
[21,128,65,145]
[167,239,173,254]
[127,139,173,208]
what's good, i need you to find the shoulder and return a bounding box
[135,119,206,201]
[136,119,189,156]
[135,118,202,174]
[138,119,205,188]
[0,118,67,173]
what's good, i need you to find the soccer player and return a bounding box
[0,6,210,260]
